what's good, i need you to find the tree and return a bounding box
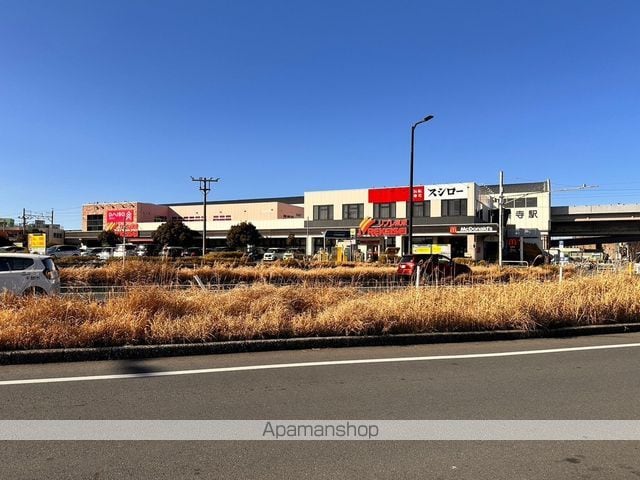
[286,233,296,248]
[226,222,262,250]
[97,230,122,247]
[0,232,12,247]
[152,220,194,247]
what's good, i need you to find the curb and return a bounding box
[1,323,640,365]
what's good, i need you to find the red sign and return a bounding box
[112,223,139,238]
[368,186,424,203]
[107,209,135,223]
[358,218,407,237]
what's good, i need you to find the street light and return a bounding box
[408,115,434,255]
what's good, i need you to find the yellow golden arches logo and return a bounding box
[359,217,376,235]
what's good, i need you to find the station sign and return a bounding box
[358,218,407,237]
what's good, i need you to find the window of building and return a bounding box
[342,203,364,220]
[373,203,396,219]
[412,201,431,218]
[441,199,467,217]
[153,216,167,222]
[525,197,537,208]
[87,214,103,231]
[313,205,334,221]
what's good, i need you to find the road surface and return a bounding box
[1,333,639,479]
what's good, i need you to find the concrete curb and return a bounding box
[1,323,640,365]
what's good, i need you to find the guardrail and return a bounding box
[501,261,529,268]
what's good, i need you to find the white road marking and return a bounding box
[1,342,639,386]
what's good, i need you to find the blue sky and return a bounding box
[1,0,639,229]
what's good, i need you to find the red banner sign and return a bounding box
[110,223,139,238]
[368,186,424,203]
[358,218,408,237]
[106,209,135,223]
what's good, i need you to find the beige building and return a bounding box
[73,181,551,261]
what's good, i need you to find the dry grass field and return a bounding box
[1,273,637,350]
[57,258,574,286]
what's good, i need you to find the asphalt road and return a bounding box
[1,333,640,479]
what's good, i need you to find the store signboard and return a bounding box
[28,233,46,254]
[106,209,135,223]
[358,218,407,237]
[412,244,452,256]
[324,230,351,239]
[106,222,139,238]
[368,186,424,203]
[448,224,499,234]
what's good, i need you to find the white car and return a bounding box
[113,244,137,258]
[98,247,116,261]
[263,248,287,261]
[0,253,60,295]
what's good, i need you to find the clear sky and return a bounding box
[1,0,639,229]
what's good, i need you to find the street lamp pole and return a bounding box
[408,115,434,255]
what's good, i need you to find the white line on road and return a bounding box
[2,342,640,386]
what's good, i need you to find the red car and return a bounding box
[396,254,471,283]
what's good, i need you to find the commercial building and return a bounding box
[72,180,551,261]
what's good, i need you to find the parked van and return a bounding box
[0,254,60,295]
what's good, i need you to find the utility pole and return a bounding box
[191,177,220,256]
[22,208,27,243]
[498,171,504,267]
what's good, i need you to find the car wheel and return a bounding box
[24,286,47,296]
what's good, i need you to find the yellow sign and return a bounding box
[28,233,47,253]
[412,244,450,255]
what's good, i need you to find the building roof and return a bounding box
[481,181,549,195]
[165,195,304,207]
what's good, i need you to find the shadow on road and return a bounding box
[118,359,158,375]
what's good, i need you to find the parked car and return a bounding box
[98,247,116,261]
[183,247,202,257]
[161,246,184,258]
[81,247,105,257]
[283,248,305,260]
[0,245,28,253]
[45,245,81,258]
[396,254,471,283]
[112,244,137,258]
[263,248,287,261]
[0,253,60,295]
[135,244,161,257]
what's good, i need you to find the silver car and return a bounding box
[0,254,60,295]
[46,245,81,258]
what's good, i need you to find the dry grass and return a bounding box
[1,274,639,350]
[58,258,575,286]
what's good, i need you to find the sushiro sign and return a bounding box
[358,218,407,237]
[367,184,469,203]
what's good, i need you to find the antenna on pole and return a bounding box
[191,177,220,256]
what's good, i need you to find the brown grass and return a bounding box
[1,274,639,350]
[58,258,575,286]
